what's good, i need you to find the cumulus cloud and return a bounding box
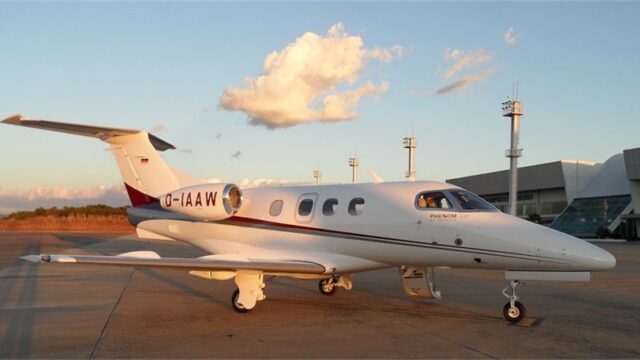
[434,48,496,95]
[0,185,129,215]
[367,45,405,63]
[219,23,402,129]
[504,27,521,45]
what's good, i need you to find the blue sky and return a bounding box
[1,2,639,210]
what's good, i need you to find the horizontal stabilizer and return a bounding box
[20,253,327,275]
[2,114,175,151]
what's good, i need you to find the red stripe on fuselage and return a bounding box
[224,215,564,262]
[124,183,159,207]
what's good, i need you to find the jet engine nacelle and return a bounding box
[160,183,242,220]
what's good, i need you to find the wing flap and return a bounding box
[20,253,327,275]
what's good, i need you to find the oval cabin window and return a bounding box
[269,200,284,217]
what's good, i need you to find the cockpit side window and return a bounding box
[448,190,498,211]
[416,192,453,210]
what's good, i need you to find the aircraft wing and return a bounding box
[20,251,327,275]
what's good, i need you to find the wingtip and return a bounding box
[2,114,24,125]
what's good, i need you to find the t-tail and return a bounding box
[2,114,198,207]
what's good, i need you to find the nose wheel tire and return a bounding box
[231,289,250,313]
[319,279,337,296]
[503,301,526,323]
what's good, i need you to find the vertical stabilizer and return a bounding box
[2,114,199,207]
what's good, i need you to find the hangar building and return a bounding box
[447,147,640,239]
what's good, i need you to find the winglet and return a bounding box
[2,113,23,125]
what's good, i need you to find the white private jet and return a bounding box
[2,114,616,322]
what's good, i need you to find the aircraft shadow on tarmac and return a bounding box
[0,242,41,358]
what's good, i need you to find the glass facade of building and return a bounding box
[550,195,632,237]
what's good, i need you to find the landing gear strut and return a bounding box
[502,280,526,323]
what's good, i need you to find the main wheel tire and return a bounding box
[319,279,337,296]
[503,301,526,323]
[231,289,250,313]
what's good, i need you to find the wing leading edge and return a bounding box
[20,251,327,275]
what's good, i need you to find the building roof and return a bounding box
[447,161,568,195]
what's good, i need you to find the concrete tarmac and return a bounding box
[0,232,638,359]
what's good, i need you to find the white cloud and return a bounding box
[504,27,521,45]
[238,178,292,188]
[434,48,496,95]
[0,185,128,215]
[442,48,494,80]
[367,45,405,63]
[219,23,402,129]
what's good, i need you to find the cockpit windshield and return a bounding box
[447,190,498,212]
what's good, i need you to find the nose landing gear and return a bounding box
[502,280,526,323]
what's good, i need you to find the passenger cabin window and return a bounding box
[298,199,314,216]
[322,198,339,216]
[416,192,452,209]
[348,198,365,216]
[269,200,283,217]
[448,190,498,211]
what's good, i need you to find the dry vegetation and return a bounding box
[0,205,134,232]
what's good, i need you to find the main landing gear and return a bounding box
[230,273,354,313]
[231,271,266,313]
[318,276,353,296]
[502,280,526,323]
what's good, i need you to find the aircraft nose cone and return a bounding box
[579,244,616,271]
